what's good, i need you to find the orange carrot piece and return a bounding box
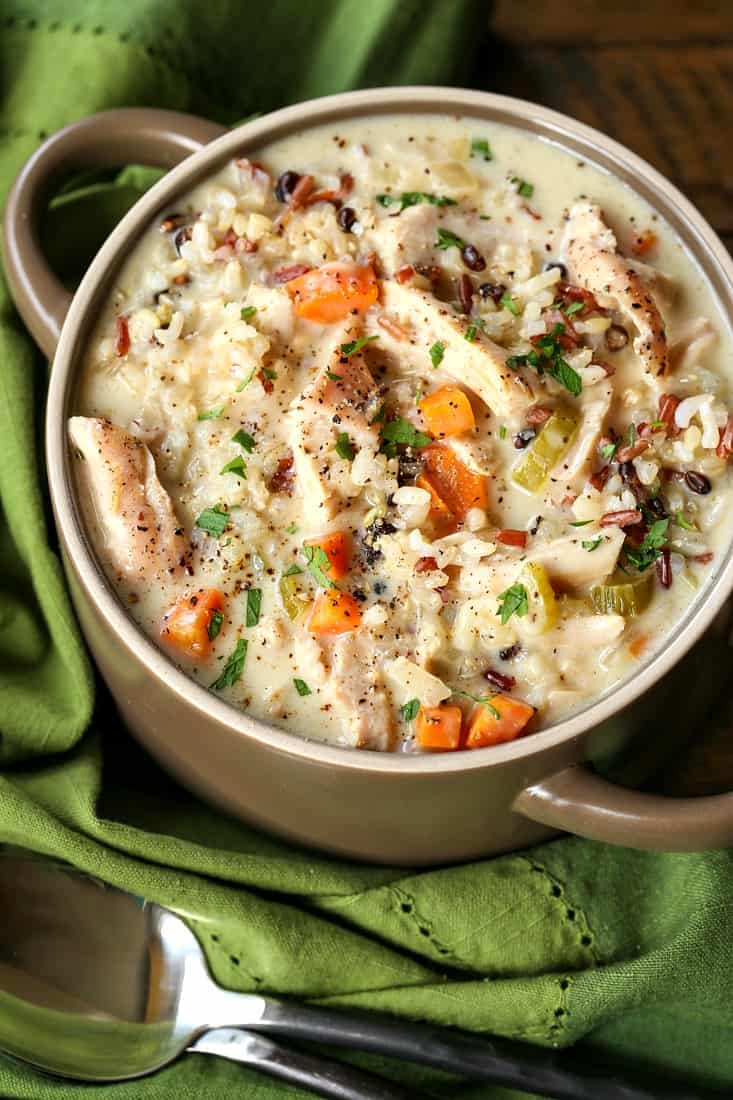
[286,262,379,323]
[628,634,650,659]
[304,532,351,581]
[416,474,458,535]
[420,444,488,520]
[464,695,534,749]
[160,589,224,658]
[415,705,463,751]
[631,229,658,257]
[496,529,527,548]
[419,386,476,438]
[308,590,362,634]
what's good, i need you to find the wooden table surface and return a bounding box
[487,2,733,794]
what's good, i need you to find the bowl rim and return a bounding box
[47,84,733,776]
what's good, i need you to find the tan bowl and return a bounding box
[6,88,733,865]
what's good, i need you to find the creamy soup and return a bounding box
[71,114,733,752]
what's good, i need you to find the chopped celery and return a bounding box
[589,570,653,617]
[279,572,309,620]
[520,561,559,635]
[511,411,578,493]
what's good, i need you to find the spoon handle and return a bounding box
[248,1000,704,1100]
[189,1027,422,1100]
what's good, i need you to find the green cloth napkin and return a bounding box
[2,3,733,1097]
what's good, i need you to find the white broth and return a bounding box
[71,114,733,752]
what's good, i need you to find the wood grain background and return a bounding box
[485,2,733,793]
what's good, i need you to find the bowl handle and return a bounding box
[514,764,733,850]
[3,108,227,359]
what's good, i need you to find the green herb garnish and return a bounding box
[570,519,593,527]
[500,293,519,315]
[198,405,225,421]
[240,306,257,321]
[326,371,342,382]
[565,301,584,317]
[261,366,277,381]
[452,689,500,720]
[220,456,247,478]
[600,441,618,461]
[245,588,262,627]
[625,518,669,572]
[512,177,534,199]
[236,369,256,392]
[470,138,492,161]
[582,536,604,552]
[339,334,379,357]
[675,511,695,531]
[496,583,529,625]
[208,610,223,641]
[294,678,312,697]
[335,432,355,461]
[379,417,432,458]
[499,425,507,440]
[286,522,299,535]
[429,340,445,368]
[465,324,478,343]
[400,698,420,722]
[435,227,466,251]
[283,563,303,577]
[232,429,255,452]
[377,192,457,212]
[210,638,247,691]
[506,326,582,397]
[302,544,336,589]
[195,504,229,539]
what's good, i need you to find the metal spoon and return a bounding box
[0,846,704,1100]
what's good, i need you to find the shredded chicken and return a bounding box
[563,202,668,375]
[68,416,187,583]
[328,634,395,750]
[550,380,613,503]
[381,281,535,418]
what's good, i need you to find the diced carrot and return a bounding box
[160,589,224,658]
[286,262,379,323]
[420,444,488,520]
[304,532,351,581]
[419,386,476,438]
[464,695,535,749]
[415,705,463,751]
[496,528,527,548]
[628,634,650,659]
[308,590,362,634]
[631,230,658,257]
[416,474,458,535]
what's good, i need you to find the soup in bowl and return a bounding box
[71,114,733,754]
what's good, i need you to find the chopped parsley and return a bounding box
[512,176,535,199]
[628,422,637,448]
[452,689,500,720]
[625,518,669,572]
[565,301,584,317]
[283,563,303,577]
[195,504,229,539]
[400,698,420,722]
[339,334,379,357]
[435,227,466,251]
[261,366,277,381]
[377,191,457,211]
[500,292,519,315]
[570,519,593,527]
[240,306,257,321]
[582,536,604,552]
[496,582,529,625]
[208,610,223,641]
[326,371,342,381]
[232,429,255,452]
[371,403,386,424]
[675,511,695,531]
[379,417,432,457]
[506,326,582,397]
[334,432,355,461]
[210,638,247,691]
[600,440,618,461]
[429,340,445,368]
[286,521,299,535]
[245,587,262,627]
[465,324,478,343]
[294,678,312,697]
[470,137,492,161]
[220,455,247,478]
[302,544,336,589]
[198,405,225,421]
[236,369,256,392]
